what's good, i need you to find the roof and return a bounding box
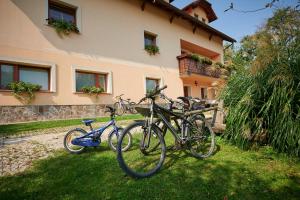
[141,0,236,43]
[182,0,217,23]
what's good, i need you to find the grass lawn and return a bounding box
[0,136,299,200]
[0,114,142,136]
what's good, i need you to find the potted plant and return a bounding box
[8,81,42,104]
[81,86,104,96]
[145,45,160,55]
[46,18,79,37]
[202,57,213,65]
[190,54,201,62]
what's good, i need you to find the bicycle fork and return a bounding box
[141,103,153,149]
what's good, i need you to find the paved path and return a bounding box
[0,120,133,176]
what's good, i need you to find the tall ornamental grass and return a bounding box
[221,56,300,156]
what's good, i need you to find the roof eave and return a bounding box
[142,0,236,43]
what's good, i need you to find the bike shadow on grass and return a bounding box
[162,143,221,171]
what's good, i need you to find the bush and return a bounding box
[8,81,41,104]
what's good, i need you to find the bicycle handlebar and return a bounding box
[115,94,124,99]
[137,85,168,104]
[146,85,167,98]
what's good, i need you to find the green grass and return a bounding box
[0,114,143,136]
[0,136,299,200]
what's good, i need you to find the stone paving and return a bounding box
[0,120,132,176]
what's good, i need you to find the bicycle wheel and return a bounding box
[108,127,132,152]
[114,102,124,116]
[117,121,166,178]
[187,114,215,159]
[63,128,87,154]
[141,119,167,154]
[129,102,138,114]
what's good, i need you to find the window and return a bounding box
[48,0,76,24]
[201,87,208,99]
[0,63,50,90]
[202,18,206,23]
[194,13,199,19]
[146,78,160,94]
[76,71,107,92]
[144,31,157,47]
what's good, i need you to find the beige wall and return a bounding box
[189,7,209,24]
[0,0,224,106]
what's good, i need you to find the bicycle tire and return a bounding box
[117,121,166,178]
[108,127,132,151]
[188,114,215,159]
[63,128,87,154]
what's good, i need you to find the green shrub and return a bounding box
[81,86,104,95]
[202,57,213,65]
[215,62,225,68]
[145,45,159,55]
[47,18,79,37]
[8,81,41,104]
[190,54,201,62]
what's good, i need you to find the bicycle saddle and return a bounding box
[82,119,94,126]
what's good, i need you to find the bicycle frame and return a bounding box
[77,118,120,140]
[117,98,132,111]
[148,99,196,143]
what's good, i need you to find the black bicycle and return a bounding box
[117,85,215,178]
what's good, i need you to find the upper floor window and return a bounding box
[0,63,50,90]
[144,31,157,47]
[48,0,76,24]
[202,18,206,23]
[146,78,160,94]
[75,71,107,92]
[194,14,199,19]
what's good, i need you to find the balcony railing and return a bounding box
[177,54,222,78]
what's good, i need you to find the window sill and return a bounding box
[74,92,112,95]
[0,90,55,93]
[45,23,81,34]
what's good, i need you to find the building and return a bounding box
[0,0,235,123]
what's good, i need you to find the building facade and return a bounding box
[0,0,235,123]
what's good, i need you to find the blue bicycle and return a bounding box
[63,106,132,154]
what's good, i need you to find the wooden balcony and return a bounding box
[177,54,222,78]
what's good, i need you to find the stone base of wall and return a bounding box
[0,105,113,124]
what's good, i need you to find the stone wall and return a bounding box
[0,105,111,124]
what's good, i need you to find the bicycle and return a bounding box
[114,94,137,115]
[64,106,132,154]
[117,85,215,178]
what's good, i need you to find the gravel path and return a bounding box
[0,120,133,176]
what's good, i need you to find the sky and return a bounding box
[172,0,298,43]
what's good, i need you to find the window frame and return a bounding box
[144,31,157,47]
[0,62,51,91]
[145,77,161,94]
[48,0,77,24]
[75,70,108,92]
